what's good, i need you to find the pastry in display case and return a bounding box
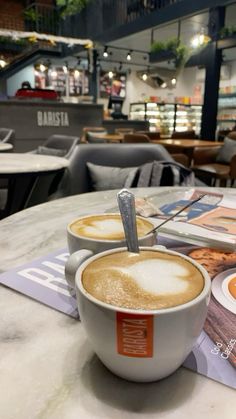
[130,102,202,135]
[129,102,175,134]
[175,104,202,134]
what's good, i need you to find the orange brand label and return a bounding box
[116,312,153,357]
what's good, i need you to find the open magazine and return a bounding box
[140,189,236,252]
[0,240,235,389]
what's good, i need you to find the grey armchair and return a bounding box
[57,143,176,196]
[50,143,205,199]
[0,128,15,145]
[43,135,79,158]
[31,134,79,158]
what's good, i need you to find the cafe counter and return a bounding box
[0,100,149,152]
[0,100,103,152]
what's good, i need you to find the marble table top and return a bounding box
[0,153,69,174]
[0,187,235,419]
[0,142,13,151]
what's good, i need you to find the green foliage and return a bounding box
[166,38,180,52]
[150,40,166,53]
[0,36,28,46]
[56,0,92,16]
[150,38,189,69]
[219,25,236,38]
[24,9,41,22]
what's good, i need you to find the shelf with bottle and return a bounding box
[217,92,236,133]
[217,119,236,123]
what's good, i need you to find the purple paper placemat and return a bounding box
[0,248,79,318]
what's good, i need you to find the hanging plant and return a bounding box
[56,0,92,17]
[219,25,236,38]
[150,38,189,69]
[23,8,42,22]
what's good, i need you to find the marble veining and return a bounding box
[0,187,235,419]
[0,153,69,174]
[0,142,13,151]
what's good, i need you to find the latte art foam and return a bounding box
[70,214,153,241]
[82,250,204,310]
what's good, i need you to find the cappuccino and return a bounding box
[82,250,204,310]
[70,214,153,241]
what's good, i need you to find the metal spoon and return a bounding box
[146,194,207,235]
[117,189,139,253]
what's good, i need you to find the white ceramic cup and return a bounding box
[65,213,156,288]
[75,246,211,382]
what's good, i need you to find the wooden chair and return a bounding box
[114,128,134,135]
[123,134,150,143]
[192,146,236,186]
[81,126,107,143]
[192,131,236,185]
[137,131,161,140]
[172,153,190,167]
[171,130,196,139]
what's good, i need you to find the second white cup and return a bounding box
[65,213,156,288]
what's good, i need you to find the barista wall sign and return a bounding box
[37,110,70,127]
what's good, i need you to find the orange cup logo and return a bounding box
[116,312,153,357]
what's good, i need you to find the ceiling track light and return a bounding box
[126,50,132,61]
[74,69,80,78]
[39,63,46,72]
[171,77,177,86]
[0,58,7,68]
[63,63,68,74]
[142,72,148,81]
[103,46,108,58]
[50,69,57,78]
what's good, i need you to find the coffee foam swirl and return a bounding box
[82,250,204,310]
[116,260,189,295]
[70,214,152,241]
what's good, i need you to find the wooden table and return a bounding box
[153,139,222,165]
[0,187,235,419]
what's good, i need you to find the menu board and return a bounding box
[100,71,126,98]
[35,68,89,97]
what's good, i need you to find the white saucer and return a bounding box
[211,268,236,314]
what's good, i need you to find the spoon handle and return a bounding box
[117,189,139,253]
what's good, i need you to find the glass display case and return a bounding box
[175,104,202,134]
[129,102,175,134]
[130,102,202,135]
[217,94,236,133]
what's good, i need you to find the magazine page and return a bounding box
[143,189,236,250]
[0,240,235,389]
[166,240,236,389]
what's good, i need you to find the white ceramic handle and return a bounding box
[65,249,94,288]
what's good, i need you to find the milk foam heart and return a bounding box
[117,260,188,295]
[82,250,204,310]
[70,214,153,241]
[83,219,124,238]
